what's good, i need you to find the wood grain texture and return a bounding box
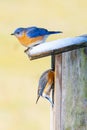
[51,47,87,130]
[51,54,62,130]
[62,47,87,130]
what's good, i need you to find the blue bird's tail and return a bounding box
[48,31,63,35]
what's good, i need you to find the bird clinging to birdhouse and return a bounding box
[36,69,54,107]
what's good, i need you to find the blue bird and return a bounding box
[11,26,62,48]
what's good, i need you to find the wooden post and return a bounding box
[50,54,62,130]
[50,55,55,130]
[52,47,87,130]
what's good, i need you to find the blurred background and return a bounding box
[0,0,87,130]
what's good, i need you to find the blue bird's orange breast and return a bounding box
[17,32,44,47]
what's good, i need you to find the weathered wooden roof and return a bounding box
[25,34,87,60]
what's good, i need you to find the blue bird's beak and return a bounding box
[11,33,15,35]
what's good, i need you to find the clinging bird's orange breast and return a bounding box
[17,32,44,47]
[44,71,54,95]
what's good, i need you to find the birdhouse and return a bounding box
[25,34,87,130]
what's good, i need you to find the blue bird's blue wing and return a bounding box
[26,27,49,38]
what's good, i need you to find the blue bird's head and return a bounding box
[11,27,26,37]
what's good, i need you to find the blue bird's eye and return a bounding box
[13,27,25,37]
[17,32,20,34]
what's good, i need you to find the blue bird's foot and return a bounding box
[24,47,30,53]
